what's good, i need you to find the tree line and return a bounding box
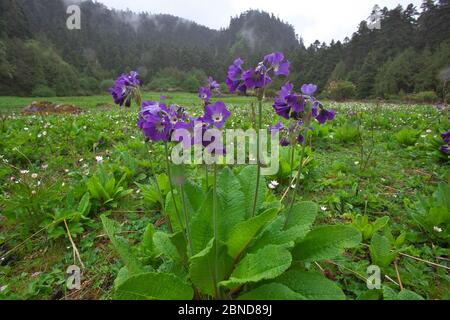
[0,0,449,100]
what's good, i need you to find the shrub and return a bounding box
[334,123,359,143]
[31,85,56,97]
[327,81,356,101]
[408,91,439,104]
[79,77,99,94]
[395,128,419,146]
[100,80,115,93]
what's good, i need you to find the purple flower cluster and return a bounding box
[138,100,188,142]
[271,82,335,147]
[440,130,450,154]
[198,77,222,104]
[109,71,141,107]
[273,82,335,125]
[225,52,290,94]
[138,81,231,145]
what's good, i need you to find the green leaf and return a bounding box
[277,271,346,300]
[217,168,246,240]
[142,223,155,257]
[226,207,278,260]
[101,215,143,274]
[370,233,396,268]
[220,245,292,289]
[249,202,317,253]
[153,231,180,262]
[283,202,318,242]
[293,225,362,262]
[383,286,424,300]
[77,192,91,216]
[237,166,266,218]
[115,272,193,300]
[190,191,214,255]
[238,283,305,300]
[189,239,233,297]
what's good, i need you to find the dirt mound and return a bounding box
[22,101,84,115]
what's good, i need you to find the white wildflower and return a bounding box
[433,226,443,233]
[31,173,38,179]
[20,170,29,175]
[321,206,328,212]
[95,156,103,163]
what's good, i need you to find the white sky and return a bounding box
[94,0,424,45]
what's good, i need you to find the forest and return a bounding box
[0,0,449,100]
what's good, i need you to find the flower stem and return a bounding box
[213,163,221,299]
[148,146,172,233]
[180,184,193,256]
[284,128,308,229]
[164,142,184,238]
[205,164,209,192]
[251,97,263,217]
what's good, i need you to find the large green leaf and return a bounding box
[190,191,214,255]
[101,215,143,274]
[238,283,305,300]
[165,190,183,232]
[226,207,278,260]
[277,271,346,300]
[249,202,318,253]
[292,225,362,262]
[189,239,233,297]
[383,286,425,300]
[370,233,396,268]
[153,231,181,262]
[115,272,193,300]
[217,168,246,240]
[237,166,266,218]
[220,245,292,289]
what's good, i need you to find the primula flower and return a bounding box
[198,87,212,103]
[208,77,221,94]
[316,108,336,125]
[109,71,140,107]
[139,113,172,142]
[242,65,272,89]
[226,58,247,93]
[264,52,290,77]
[441,130,450,144]
[203,101,231,129]
[301,84,318,96]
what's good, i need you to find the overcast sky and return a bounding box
[95,0,423,45]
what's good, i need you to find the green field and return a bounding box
[0,94,449,300]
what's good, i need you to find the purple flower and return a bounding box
[301,84,318,97]
[226,58,247,93]
[264,52,290,77]
[316,109,336,125]
[208,77,221,94]
[441,130,450,144]
[280,138,291,147]
[139,113,172,142]
[109,71,140,107]
[242,67,272,89]
[203,101,231,129]
[273,97,291,120]
[198,87,212,103]
[287,94,305,113]
[297,134,305,145]
[440,145,450,154]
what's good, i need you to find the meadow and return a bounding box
[0,93,449,300]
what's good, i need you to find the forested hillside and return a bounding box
[0,0,449,99]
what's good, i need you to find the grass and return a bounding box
[0,93,449,300]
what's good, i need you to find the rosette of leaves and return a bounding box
[102,166,362,300]
[410,183,450,244]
